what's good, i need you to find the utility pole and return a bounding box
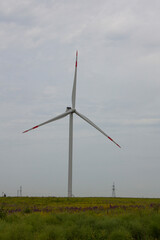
[112,182,116,198]
[20,186,22,197]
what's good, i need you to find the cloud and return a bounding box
[0,0,160,197]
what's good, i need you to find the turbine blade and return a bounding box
[75,111,121,148]
[72,50,78,109]
[23,109,73,133]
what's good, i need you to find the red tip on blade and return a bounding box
[108,136,121,148]
[33,125,38,129]
[22,125,39,134]
[75,51,78,67]
[23,130,28,133]
[108,136,113,142]
[116,143,121,148]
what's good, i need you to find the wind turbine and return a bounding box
[23,51,121,197]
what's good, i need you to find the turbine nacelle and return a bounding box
[66,107,75,113]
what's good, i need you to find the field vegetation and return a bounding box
[0,197,160,239]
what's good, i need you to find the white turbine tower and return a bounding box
[23,51,121,197]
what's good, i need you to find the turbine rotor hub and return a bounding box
[66,107,76,113]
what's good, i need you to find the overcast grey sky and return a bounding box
[0,0,160,197]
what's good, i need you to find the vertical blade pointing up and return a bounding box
[72,51,78,109]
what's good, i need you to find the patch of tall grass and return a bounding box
[0,212,160,239]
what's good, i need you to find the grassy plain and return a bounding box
[0,197,160,239]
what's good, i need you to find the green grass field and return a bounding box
[0,197,160,239]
